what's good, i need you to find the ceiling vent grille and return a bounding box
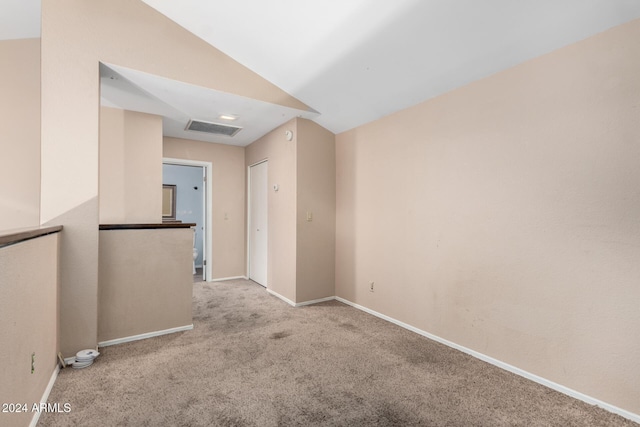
[185,119,242,137]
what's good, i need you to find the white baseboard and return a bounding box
[30,365,60,427]
[295,296,335,307]
[98,324,194,348]
[266,289,334,308]
[266,288,296,307]
[334,296,640,424]
[209,275,248,282]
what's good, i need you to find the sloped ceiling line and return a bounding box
[4,0,640,142]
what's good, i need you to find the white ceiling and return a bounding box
[100,63,318,147]
[0,0,40,40]
[4,0,640,144]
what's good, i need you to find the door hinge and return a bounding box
[203,260,206,266]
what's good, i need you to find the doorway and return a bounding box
[248,160,268,286]
[163,158,213,281]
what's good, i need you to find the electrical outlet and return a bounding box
[369,281,374,292]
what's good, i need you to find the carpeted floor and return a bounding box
[39,279,635,426]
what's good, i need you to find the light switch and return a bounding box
[306,211,312,222]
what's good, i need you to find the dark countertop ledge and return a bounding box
[99,223,197,230]
[0,223,195,247]
[0,225,63,248]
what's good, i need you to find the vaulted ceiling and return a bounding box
[3,0,640,144]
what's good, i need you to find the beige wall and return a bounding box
[40,0,309,356]
[296,119,336,302]
[245,119,336,304]
[336,19,640,414]
[0,38,41,230]
[163,137,246,279]
[246,120,298,301]
[0,234,59,427]
[98,228,193,343]
[100,107,163,224]
[41,0,310,225]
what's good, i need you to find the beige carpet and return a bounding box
[40,279,635,426]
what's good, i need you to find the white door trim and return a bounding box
[247,159,268,286]
[163,157,213,282]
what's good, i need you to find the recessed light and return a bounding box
[218,114,238,121]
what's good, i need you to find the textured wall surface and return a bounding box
[100,107,163,224]
[0,234,59,427]
[245,120,298,301]
[163,137,246,280]
[336,19,640,414]
[296,119,336,302]
[98,228,193,342]
[0,38,41,230]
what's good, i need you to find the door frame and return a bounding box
[163,157,213,281]
[247,159,268,286]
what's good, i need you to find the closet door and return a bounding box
[249,161,268,286]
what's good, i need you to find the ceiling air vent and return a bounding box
[185,119,242,137]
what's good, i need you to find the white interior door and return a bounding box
[201,166,207,281]
[249,161,268,286]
